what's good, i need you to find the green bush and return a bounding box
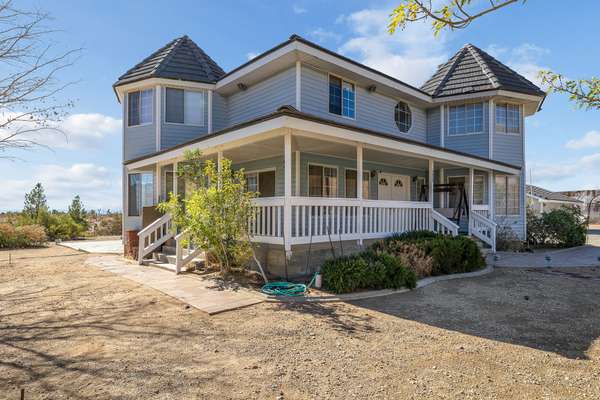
[527,206,587,248]
[322,250,417,294]
[0,223,47,248]
[45,213,86,240]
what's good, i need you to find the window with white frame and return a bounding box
[496,103,521,134]
[473,175,485,205]
[128,172,154,216]
[165,88,206,126]
[329,75,355,118]
[244,170,275,197]
[495,175,520,215]
[448,103,483,135]
[128,89,153,126]
[345,169,370,199]
[394,102,412,133]
[309,164,338,197]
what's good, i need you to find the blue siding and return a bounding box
[444,101,489,158]
[300,66,427,142]
[124,88,156,161]
[227,67,296,126]
[212,92,228,132]
[160,87,209,150]
[233,156,285,196]
[426,107,441,146]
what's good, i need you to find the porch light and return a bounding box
[237,83,248,91]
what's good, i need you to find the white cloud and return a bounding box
[308,28,341,44]
[0,112,121,151]
[0,163,121,212]
[565,130,600,150]
[528,153,600,189]
[246,52,259,61]
[336,8,448,86]
[485,43,550,86]
[292,4,307,14]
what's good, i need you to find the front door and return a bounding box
[378,173,410,201]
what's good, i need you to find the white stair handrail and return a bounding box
[137,213,173,264]
[470,212,497,252]
[175,229,204,274]
[431,210,459,236]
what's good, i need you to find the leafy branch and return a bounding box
[538,71,600,110]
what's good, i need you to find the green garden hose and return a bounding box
[261,273,319,297]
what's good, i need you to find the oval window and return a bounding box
[395,102,412,133]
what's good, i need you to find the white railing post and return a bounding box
[429,159,434,230]
[469,168,474,235]
[217,151,223,189]
[357,144,363,244]
[284,131,292,252]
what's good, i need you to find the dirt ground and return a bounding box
[1,245,600,399]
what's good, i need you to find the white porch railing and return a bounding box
[175,229,204,274]
[472,204,490,218]
[137,213,173,264]
[470,211,497,252]
[249,197,285,244]
[431,210,460,236]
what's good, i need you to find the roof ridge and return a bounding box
[465,44,499,89]
[432,47,469,97]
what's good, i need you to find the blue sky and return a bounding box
[2,0,599,211]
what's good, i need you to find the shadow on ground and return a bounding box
[347,268,600,360]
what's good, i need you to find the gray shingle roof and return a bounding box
[526,185,582,203]
[421,44,545,98]
[114,36,225,87]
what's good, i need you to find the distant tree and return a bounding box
[388,0,600,110]
[0,0,80,158]
[23,182,47,218]
[68,195,87,225]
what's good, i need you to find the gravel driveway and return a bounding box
[2,245,600,399]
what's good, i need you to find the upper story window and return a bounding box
[329,75,355,119]
[395,102,412,133]
[496,103,521,134]
[128,89,153,127]
[165,88,206,126]
[448,103,483,135]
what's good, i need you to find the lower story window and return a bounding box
[345,169,370,199]
[128,172,154,217]
[244,170,275,197]
[309,164,337,197]
[473,175,485,205]
[495,175,520,216]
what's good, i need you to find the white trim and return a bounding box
[125,115,522,175]
[468,168,474,235]
[116,78,215,103]
[155,85,161,151]
[431,89,543,104]
[208,89,213,133]
[295,61,301,111]
[327,72,357,120]
[284,131,292,251]
[428,159,434,204]
[295,150,300,196]
[163,87,207,127]
[488,99,494,158]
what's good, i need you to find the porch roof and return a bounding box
[124,106,522,175]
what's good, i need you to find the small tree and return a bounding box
[68,195,87,227]
[158,150,256,274]
[23,182,47,219]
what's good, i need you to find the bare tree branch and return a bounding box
[0,0,80,158]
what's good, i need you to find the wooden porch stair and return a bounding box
[142,238,206,273]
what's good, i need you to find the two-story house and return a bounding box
[114,34,544,275]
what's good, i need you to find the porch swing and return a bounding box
[434,183,470,226]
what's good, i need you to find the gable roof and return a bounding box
[114,35,225,87]
[526,185,583,203]
[421,44,545,98]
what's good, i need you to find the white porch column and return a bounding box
[173,161,179,197]
[488,170,494,220]
[155,163,161,204]
[357,144,363,244]
[217,150,223,189]
[469,168,474,235]
[440,168,445,207]
[428,159,434,203]
[295,150,300,196]
[284,131,292,252]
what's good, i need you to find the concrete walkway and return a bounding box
[86,255,264,315]
[491,245,600,268]
[60,239,123,254]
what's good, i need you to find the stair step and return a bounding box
[161,245,176,255]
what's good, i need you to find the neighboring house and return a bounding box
[113,34,545,274]
[526,184,583,214]
[558,189,600,222]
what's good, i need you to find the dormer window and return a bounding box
[329,75,355,119]
[165,88,206,126]
[496,103,521,134]
[127,89,153,127]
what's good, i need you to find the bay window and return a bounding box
[448,103,483,135]
[309,164,338,197]
[495,175,520,216]
[329,75,355,118]
[496,103,521,134]
[128,89,153,126]
[165,88,206,126]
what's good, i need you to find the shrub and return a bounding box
[497,224,526,251]
[527,206,587,248]
[0,223,17,248]
[45,214,86,240]
[321,250,416,294]
[0,223,47,248]
[377,241,433,278]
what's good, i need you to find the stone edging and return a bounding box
[265,265,494,303]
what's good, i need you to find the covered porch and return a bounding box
[125,114,519,272]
